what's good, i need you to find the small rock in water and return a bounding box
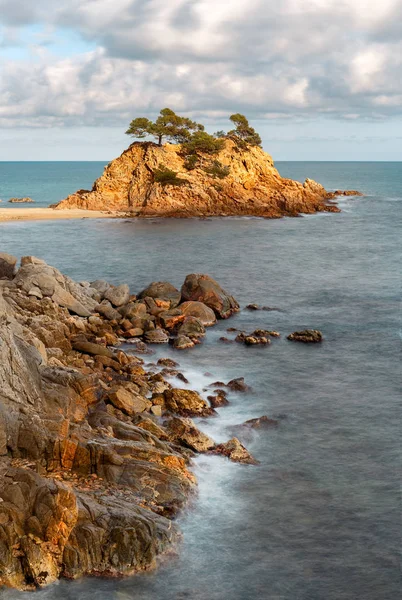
[243,415,279,428]
[219,336,234,344]
[8,197,34,203]
[227,377,251,392]
[145,329,169,344]
[214,438,259,465]
[287,329,323,343]
[173,335,195,350]
[207,391,229,408]
[157,358,179,368]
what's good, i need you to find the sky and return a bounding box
[1,0,402,161]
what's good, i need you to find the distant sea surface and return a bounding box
[0,162,400,600]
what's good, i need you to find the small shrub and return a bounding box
[183,154,199,170]
[154,164,187,186]
[204,160,230,179]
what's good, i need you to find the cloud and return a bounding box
[1,0,402,128]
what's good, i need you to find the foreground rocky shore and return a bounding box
[55,140,361,218]
[0,252,269,591]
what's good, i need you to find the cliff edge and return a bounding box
[55,140,356,218]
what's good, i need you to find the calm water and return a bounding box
[0,162,400,600]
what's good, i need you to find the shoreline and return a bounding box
[0,207,120,223]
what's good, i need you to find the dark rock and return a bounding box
[207,391,229,408]
[72,340,115,358]
[227,377,251,392]
[242,415,279,428]
[157,358,179,368]
[0,252,17,279]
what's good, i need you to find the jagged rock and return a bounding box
[181,274,239,319]
[158,308,185,330]
[179,300,217,326]
[214,438,259,465]
[164,389,213,417]
[165,417,215,452]
[207,390,229,408]
[227,377,250,392]
[55,139,354,217]
[139,282,181,309]
[287,329,323,343]
[104,284,130,307]
[95,300,122,321]
[0,252,17,279]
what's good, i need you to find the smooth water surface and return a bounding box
[0,162,400,600]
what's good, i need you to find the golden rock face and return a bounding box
[56,139,337,218]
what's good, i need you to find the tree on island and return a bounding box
[226,113,262,148]
[126,108,204,146]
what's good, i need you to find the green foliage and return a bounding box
[153,164,187,186]
[182,131,225,156]
[203,160,230,179]
[183,154,199,170]
[126,108,203,146]
[227,113,262,148]
[214,130,226,139]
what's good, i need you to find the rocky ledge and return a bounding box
[55,140,361,218]
[0,252,262,591]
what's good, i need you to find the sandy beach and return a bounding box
[0,207,120,223]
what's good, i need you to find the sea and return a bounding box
[0,162,400,600]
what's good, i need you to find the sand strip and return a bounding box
[0,208,122,223]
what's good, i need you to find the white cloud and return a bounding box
[0,0,402,128]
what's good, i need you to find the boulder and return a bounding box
[104,284,130,307]
[144,329,169,344]
[287,329,323,343]
[108,387,152,415]
[214,438,259,465]
[177,316,205,339]
[51,285,92,317]
[158,308,185,330]
[0,252,17,279]
[181,274,239,319]
[173,335,195,350]
[179,301,217,326]
[90,279,110,296]
[227,377,251,392]
[165,417,215,452]
[95,301,122,321]
[139,282,181,308]
[164,389,213,417]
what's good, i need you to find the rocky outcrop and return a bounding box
[8,197,34,203]
[0,253,256,591]
[287,329,323,343]
[55,140,360,218]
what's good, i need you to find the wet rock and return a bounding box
[179,301,217,327]
[139,282,181,309]
[242,415,279,428]
[104,284,130,307]
[287,329,323,343]
[165,417,215,452]
[173,335,195,350]
[219,336,234,344]
[144,329,169,344]
[245,303,259,310]
[176,373,189,384]
[207,390,229,408]
[157,358,179,368]
[181,274,239,319]
[227,377,251,392]
[164,389,213,417]
[214,438,259,465]
[0,252,17,279]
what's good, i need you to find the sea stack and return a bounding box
[55,140,353,218]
